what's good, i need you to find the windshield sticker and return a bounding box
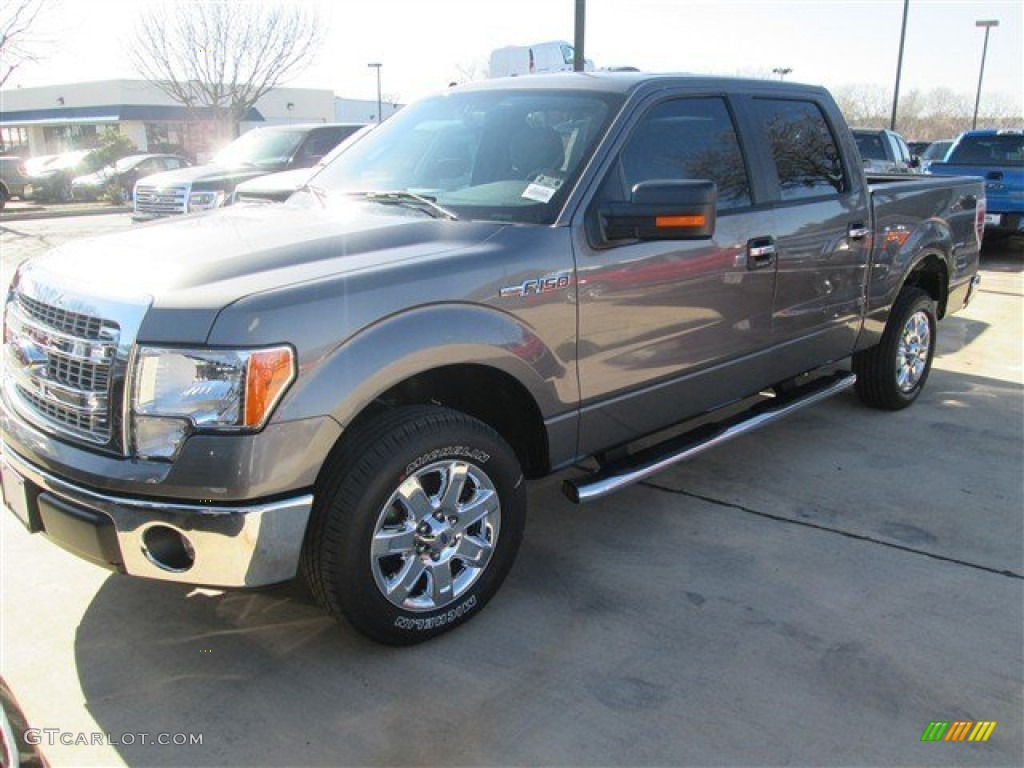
[522,175,563,203]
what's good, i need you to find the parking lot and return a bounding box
[1,214,1022,766]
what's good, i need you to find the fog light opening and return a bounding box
[142,525,195,572]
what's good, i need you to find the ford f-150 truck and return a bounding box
[927,129,1023,240]
[2,74,984,644]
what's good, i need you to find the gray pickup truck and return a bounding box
[2,74,984,644]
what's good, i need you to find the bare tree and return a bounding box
[126,1,325,138]
[0,0,54,88]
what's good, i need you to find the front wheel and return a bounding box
[301,406,526,644]
[853,286,937,410]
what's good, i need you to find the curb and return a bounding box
[0,205,132,222]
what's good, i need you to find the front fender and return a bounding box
[274,303,574,429]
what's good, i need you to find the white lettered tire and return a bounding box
[301,406,526,644]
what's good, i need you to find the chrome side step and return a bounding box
[563,372,856,504]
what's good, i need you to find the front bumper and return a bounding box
[1,443,313,587]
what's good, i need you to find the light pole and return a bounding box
[368,62,383,123]
[890,0,910,130]
[772,67,792,80]
[972,20,999,130]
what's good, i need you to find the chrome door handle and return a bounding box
[848,224,871,240]
[747,237,776,270]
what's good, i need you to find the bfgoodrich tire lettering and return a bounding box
[853,286,937,410]
[301,406,526,645]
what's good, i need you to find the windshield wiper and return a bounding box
[298,183,329,207]
[360,190,459,221]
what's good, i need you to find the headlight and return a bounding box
[130,345,295,459]
[188,190,226,211]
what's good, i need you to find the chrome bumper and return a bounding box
[1,443,312,588]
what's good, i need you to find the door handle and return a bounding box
[848,223,871,240]
[747,237,776,270]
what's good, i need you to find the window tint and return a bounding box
[754,99,846,201]
[854,132,886,160]
[893,134,911,163]
[620,97,751,210]
[948,134,1024,166]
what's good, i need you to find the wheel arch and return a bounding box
[278,304,572,482]
[904,250,950,318]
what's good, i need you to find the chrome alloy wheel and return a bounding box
[370,460,501,612]
[896,309,931,393]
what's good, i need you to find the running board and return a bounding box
[563,372,856,504]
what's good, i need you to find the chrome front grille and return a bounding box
[4,292,120,444]
[16,292,105,339]
[135,183,188,215]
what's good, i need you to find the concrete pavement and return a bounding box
[0,224,1021,766]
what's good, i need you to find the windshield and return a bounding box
[312,89,622,224]
[947,134,1024,166]
[921,141,952,161]
[214,129,307,169]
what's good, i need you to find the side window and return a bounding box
[619,97,752,210]
[298,129,342,163]
[893,135,911,163]
[752,98,846,201]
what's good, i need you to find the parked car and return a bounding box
[133,123,366,219]
[2,73,984,645]
[907,140,931,156]
[0,156,28,209]
[927,129,1023,240]
[24,149,105,202]
[22,154,59,177]
[852,128,920,173]
[72,153,191,201]
[918,139,954,171]
[232,125,374,204]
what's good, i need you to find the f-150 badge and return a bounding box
[499,271,572,299]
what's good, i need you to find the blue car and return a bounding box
[927,130,1023,241]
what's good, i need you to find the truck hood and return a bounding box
[25,201,505,340]
[137,163,286,189]
[234,167,315,196]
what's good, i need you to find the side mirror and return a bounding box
[599,180,716,241]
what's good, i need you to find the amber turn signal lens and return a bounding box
[655,215,706,228]
[244,347,295,428]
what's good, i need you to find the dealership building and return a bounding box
[0,80,402,161]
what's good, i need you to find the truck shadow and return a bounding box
[70,370,1020,766]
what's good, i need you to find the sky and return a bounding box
[6,0,1023,113]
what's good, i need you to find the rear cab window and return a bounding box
[948,134,1024,166]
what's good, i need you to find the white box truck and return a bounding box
[489,41,594,77]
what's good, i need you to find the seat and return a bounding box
[507,125,565,179]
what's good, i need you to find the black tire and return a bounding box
[852,286,937,410]
[301,406,526,645]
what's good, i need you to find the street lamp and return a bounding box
[890,0,910,130]
[972,20,999,130]
[772,67,792,80]
[368,62,383,123]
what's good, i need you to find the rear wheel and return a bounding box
[853,286,936,410]
[301,406,526,644]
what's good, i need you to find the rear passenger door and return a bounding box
[744,96,870,377]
